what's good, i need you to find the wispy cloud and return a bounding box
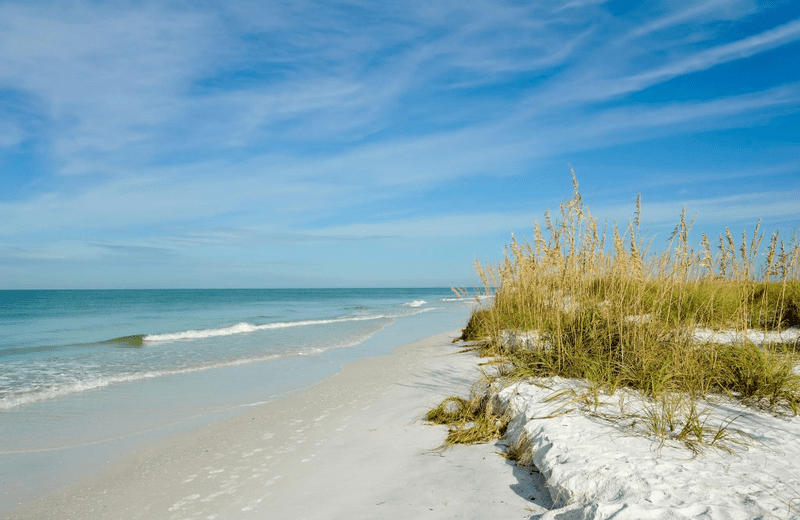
[523,15,800,110]
[0,3,217,162]
[541,83,800,151]
[0,0,797,287]
[313,211,542,239]
[627,17,800,90]
[91,243,176,258]
[554,0,608,13]
[625,0,755,40]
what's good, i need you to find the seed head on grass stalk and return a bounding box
[451,172,800,451]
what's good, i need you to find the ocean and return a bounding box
[0,288,476,511]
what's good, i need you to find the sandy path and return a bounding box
[7,330,551,520]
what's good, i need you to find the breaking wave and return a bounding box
[143,315,392,343]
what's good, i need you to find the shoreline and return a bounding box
[7,329,550,519]
[1,299,472,514]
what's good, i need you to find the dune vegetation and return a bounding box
[432,172,800,450]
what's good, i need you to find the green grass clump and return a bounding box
[751,282,800,328]
[447,170,800,449]
[715,342,800,413]
[460,309,496,342]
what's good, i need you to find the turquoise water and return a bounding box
[0,289,472,410]
[0,289,475,511]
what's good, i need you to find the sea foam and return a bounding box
[0,353,285,412]
[143,315,394,343]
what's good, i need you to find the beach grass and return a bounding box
[427,385,508,445]
[433,171,800,449]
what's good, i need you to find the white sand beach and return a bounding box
[6,330,549,519]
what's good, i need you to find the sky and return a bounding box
[1,0,799,289]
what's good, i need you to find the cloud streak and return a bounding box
[628,17,800,90]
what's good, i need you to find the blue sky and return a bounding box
[1,0,799,289]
